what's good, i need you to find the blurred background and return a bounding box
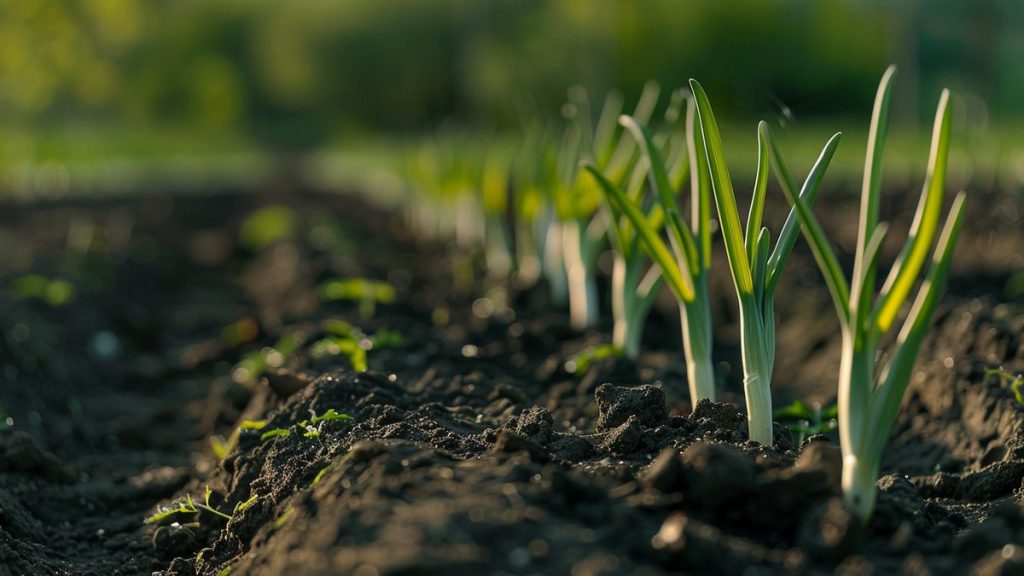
[2,0,1022,197]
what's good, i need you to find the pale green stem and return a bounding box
[514,221,541,287]
[563,219,598,330]
[680,279,715,407]
[543,220,568,305]
[485,214,513,279]
[739,303,774,445]
[839,329,881,522]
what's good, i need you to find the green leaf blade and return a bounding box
[689,79,753,296]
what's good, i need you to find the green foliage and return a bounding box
[145,486,250,525]
[259,428,292,441]
[11,275,76,306]
[688,79,842,445]
[770,65,967,522]
[239,206,298,251]
[232,333,302,386]
[773,400,839,444]
[318,278,396,319]
[986,368,1024,404]
[210,420,267,460]
[564,344,624,376]
[260,409,353,443]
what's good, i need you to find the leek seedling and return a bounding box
[557,83,662,330]
[584,93,717,406]
[688,80,842,445]
[768,66,967,522]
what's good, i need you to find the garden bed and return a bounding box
[0,187,1022,575]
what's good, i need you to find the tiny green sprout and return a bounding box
[773,400,839,445]
[986,368,1024,404]
[310,336,368,372]
[273,507,295,530]
[318,278,396,319]
[146,486,233,524]
[232,333,302,386]
[238,205,297,251]
[262,409,353,442]
[310,453,352,489]
[564,344,624,376]
[260,428,291,442]
[216,566,234,576]
[210,420,267,460]
[770,65,966,523]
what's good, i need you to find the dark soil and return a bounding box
[1,185,1022,576]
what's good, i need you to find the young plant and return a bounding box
[146,486,257,525]
[774,400,839,445]
[767,65,967,522]
[986,368,1024,404]
[557,83,661,331]
[584,93,716,406]
[688,79,842,445]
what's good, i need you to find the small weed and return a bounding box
[146,486,256,525]
[259,428,292,441]
[232,333,302,385]
[259,409,353,443]
[773,400,838,444]
[564,344,623,376]
[210,420,267,460]
[273,507,295,530]
[318,278,395,319]
[239,205,297,251]
[986,368,1024,404]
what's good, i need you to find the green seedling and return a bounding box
[210,419,267,460]
[239,205,297,251]
[220,318,260,348]
[769,65,966,522]
[584,93,716,407]
[557,83,662,331]
[232,333,302,386]
[310,336,368,371]
[564,344,624,376]
[986,368,1024,404]
[318,278,396,319]
[11,275,75,306]
[261,409,352,442]
[146,486,257,525]
[260,428,291,441]
[688,79,842,445]
[774,400,839,444]
[310,452,353,489]
[310,323,402,372]
[273,507,295,530]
